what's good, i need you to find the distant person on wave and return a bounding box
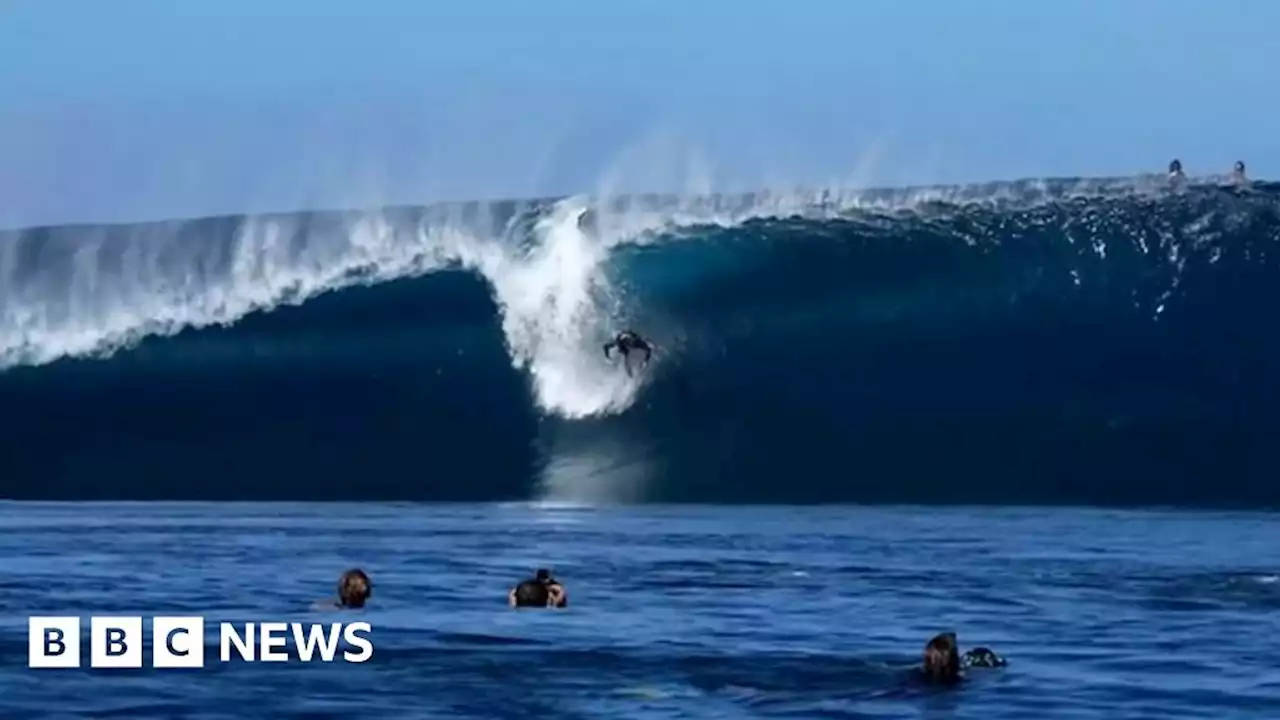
[1231,160,1249,185]
[603,330,653,378]
[509,568,567,608]
[1167,159,1185,181]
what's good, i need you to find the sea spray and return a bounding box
[3,178,1279,506]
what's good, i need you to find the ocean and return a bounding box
[4,177,1279,504]
[1,503,1278,718]
[2,176,1279,716]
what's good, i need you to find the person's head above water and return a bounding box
[921,632,1006,685]
[922,632,961,683]
[1169,159,1183,175]
[337,568,372,609]
[509,567,567,608]
[1235,160,1246,173]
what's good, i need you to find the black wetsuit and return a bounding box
[512,578,566,608]
[512,580,550,607]
[603,331,652,377]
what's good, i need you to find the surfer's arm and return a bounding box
[602,341,615,358]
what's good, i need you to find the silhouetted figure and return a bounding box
[313,568,372,610]
[1231,160,1248,185]
[921,632,1006,685]
[603,330,653,378]
[509,568,567,608]
[922,632,962,684]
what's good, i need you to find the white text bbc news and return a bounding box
[28,617,373,668]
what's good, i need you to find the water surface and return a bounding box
[1,503,1277,718]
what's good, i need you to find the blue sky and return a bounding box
[1,0,1275,226]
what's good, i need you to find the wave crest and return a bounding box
[2,176,1276,424]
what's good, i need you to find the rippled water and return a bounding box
[1,503,1277,719]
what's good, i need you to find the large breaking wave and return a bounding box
[2,176,1279,506]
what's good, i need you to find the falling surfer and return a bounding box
[603,330,653,378]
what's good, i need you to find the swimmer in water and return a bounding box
[603,330,653,378]
[508,568,567,609]
[313,568,372,610]
[921,632,1006,685]
[1168,159,1185,181]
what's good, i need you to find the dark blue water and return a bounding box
[3,178,1278,506]
[2,503,1277,719]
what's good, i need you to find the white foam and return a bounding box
[0,213,466,369]
[454,199,639,418]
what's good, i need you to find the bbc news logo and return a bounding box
[28,617,373,668]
